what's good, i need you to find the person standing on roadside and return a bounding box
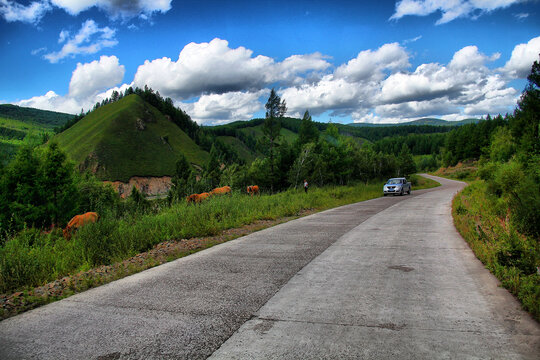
[304,179,308,193]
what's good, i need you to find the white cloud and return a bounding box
[0,0,51,24]
[0,0,171,24]
[179,90,269,125]
[334,42,410,82]
[282,42,522,123]
[50,0,172,19]
[281,75,370,117]
[390,0,521,25]
[402,35,422,44]
[501,36,540,79]
[16,90,82,114]
[68,55,125,99]
[514,12,529,20]
[31,47,47,55]
[449,45,500,70]
[133,38,331,100]
[58,29,69,43]
[15,57,127,114]
[44,19,117,63]
[15,36,535,124]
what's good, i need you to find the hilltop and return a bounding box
[53,94,209,182]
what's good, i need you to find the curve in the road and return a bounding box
[0,176,538,359]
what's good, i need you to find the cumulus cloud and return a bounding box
[285,42,521,123]
[0,0,51,24]
[179,90,269,125]
[69,55,125,99]
[16,90,83,114]
[0,0,171,23]
[16,56,126,114]
[449,45,500,70]
[390,0,521,25]
[133,38,331,100]
[15,36,539,124]
[501,36,540,79]
[335,43,410,82]
[44,19,117,63]
[50,0,172,19]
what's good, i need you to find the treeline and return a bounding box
[373,133,447,156]
[443,115,508,166]
[168,93,417,202]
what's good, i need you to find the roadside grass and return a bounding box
[452,181,539,321]
[433,160,478,182]
[0,177,439,318]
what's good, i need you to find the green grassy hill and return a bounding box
[53,94,209,182]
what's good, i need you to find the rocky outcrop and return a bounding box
[104,176,172,198]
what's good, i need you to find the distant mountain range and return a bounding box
[348,118,481,127]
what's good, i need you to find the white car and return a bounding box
[383,178,411,196]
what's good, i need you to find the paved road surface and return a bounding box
[1,175,538,359]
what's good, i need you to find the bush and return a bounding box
[496,230,537,275]
[72,219,119,267]
[511,177,540,238]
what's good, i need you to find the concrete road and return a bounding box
[1,176,538,359]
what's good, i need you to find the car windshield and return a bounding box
[387,179,402,184]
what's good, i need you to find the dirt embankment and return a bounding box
[104,176,172,198]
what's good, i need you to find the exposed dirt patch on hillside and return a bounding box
[104,176,172,198]
[0,209,316,321]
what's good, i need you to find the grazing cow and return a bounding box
[186,192,211,204]
[186,194,199,204]
[198,192,211,202]
[63,212,99,240]
[247,185,259,196]
[210,186,231,196]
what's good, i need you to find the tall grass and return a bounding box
[453,181,539,320]
[0,178,438,294]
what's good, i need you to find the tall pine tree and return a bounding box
[263,89,287,191]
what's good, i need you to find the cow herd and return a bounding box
[186,185,259,204]
[59,185,260,239]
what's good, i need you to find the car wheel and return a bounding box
[400,189,404,196]
[407,189,411,195]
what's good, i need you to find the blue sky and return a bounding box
[1,0,539,124]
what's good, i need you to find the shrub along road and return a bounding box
[1,176,538,359]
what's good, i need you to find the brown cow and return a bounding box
[210,186,231,196]
[197,192,211,202]
[247,185,259,196]
[186,194,199,204]
[63,212,99,240]
[186,192,211,204]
